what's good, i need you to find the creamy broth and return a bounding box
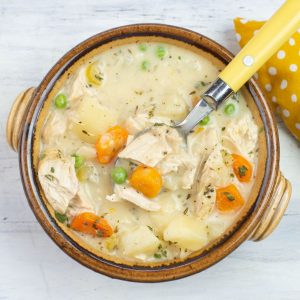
[38,42,258,262]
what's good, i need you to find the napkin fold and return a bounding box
[234,18,300,141]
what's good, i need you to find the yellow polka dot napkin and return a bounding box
[234,18,300,141]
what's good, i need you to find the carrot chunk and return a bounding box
[232,154,253,183]
[70,212,113,237]
[216,184,245,213]
[129,165,162,198]
[96,125,128,164]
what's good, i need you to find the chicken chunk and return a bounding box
[118,127,172,167]
[222,113,258,160]
[38,150,78,214]
[194,145,235,217]
[119,125,183,168]
[42,112,67,145]
[67,68,98,102]
[181,127,220,189]
[106,185,161,211]
[67,184,95,217]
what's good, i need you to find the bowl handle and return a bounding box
[6,87,36,152]
[250,171,292,241]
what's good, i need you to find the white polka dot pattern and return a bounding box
[277,50,286,59]
[234,17,300,141]
[280,80,288,90]
[283,109,290,118]
[289,38,295,46]
[265,84,272,92]
[289,64,298,72]
[268,67,277,75]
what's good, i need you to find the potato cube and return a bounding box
[72,96,118,143]
[163,215,208,251]
[120,225,160,257]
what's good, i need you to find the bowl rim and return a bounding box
[18,23,279,282]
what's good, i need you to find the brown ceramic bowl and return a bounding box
[6,24,292,282]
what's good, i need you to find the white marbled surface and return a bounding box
[0,0,300,299]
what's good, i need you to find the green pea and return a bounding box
[224,103,236,115]
[54,93,67,109]
[141,60,150,71]
[72,154,85,169]
[199,115,210,126]
[156,45,166,59]
[111,167,127,184]
[139,44,147,51]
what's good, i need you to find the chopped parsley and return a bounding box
[154,244,168,259]
[224,192,235,201]
[82,130,90,136]
[238,165,248,177]
[45,174,55,181]
[195,81,211,89]
[147,225,153,231]
[94,74,103,81]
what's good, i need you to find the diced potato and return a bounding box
[72,97,118,143]
[120,225,160,257]
[155,96,188,121]
[150,212,178,235]
[163,215,208,251]
[205,215,231,240]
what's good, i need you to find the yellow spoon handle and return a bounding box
[219,0,300,92]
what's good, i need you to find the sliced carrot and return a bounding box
[129,165,162,198]
[232,154,253,183]
[96,125,128,164]
[216,184,245,213]
[70,212,113,237]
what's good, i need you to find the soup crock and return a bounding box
[6,24,292,282]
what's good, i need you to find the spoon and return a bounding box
[123,0,300,148]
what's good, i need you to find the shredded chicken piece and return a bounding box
[67,184,95,217]
[119,125,180,167]
[182,127,220,189]
[194,144,236,217]
[67,69,98,102]
[222,114,258,160]
[106,185,161,211]
[38,150,78,214]
[42,112,67,145]
[124,114,149,135]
